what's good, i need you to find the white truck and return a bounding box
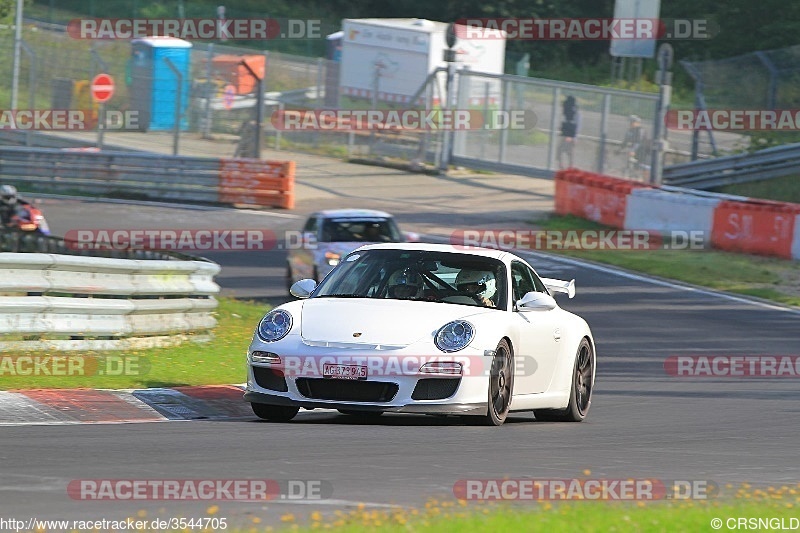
[339,18,506,105]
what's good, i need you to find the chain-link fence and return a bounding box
[2,20,726,180]
[680,44,800,157]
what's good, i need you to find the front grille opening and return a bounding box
[253,366,288,392]
[411,378,461,400]
[295,378,398,402]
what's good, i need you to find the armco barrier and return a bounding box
[218,158,295,209]
[711,200,800,259]
[624,188,721,241]
[0,146,296,209]
[555,169,651,228]
[0,253,221,351]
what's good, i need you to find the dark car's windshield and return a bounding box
[319,218,402,243]
[313,249,507,310]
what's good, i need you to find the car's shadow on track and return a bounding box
[242,412,540,426]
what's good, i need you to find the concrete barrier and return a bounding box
[624,188,721,243]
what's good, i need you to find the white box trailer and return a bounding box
[339,18,506,105]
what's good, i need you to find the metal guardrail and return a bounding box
[0,146,221,203]
[662,143,800,189]
[0,145,296,208]
[0,229,204,261]
[0,250,221,351]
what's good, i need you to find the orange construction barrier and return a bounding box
[555,169,651,228]
[218,159,295,209]
[711,200,800,259]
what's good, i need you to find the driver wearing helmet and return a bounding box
[387,268,423,300]
[0,185,28,227]
[455,269,497,307]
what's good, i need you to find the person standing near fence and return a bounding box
[558,96,581,169]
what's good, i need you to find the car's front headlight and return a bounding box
[435,320,475,353]
[257,309,293,342]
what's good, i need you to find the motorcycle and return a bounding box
[7,202,51,235]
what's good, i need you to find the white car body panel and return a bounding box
[250,243,596,417]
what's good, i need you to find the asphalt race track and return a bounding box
[2,198,800,527]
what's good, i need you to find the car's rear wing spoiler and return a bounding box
[541,278,576,299]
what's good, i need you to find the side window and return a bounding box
[526,265,548,294]
[510,262,536,303]
[303,216,318,233]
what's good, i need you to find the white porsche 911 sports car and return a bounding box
[245,243,596,426]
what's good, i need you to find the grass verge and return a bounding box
[531,215,800,307]
[281,500,797,532]
[0,298,268,391]
[713,174,800,204]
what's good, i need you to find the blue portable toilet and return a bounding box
[129,37,192,131]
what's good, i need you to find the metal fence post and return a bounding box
[20,41,36,146]
[498,78,509,163]
[316,57,324,108]
[276,102,283,151]
[202,44,214,138]
[163,58,183,156]
[547,87,561,170]
[650,44,673,185]
[481,82,490,160]
[240,59,264,159]
[597,93,610,173]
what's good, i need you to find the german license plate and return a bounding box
[323,364,368,380]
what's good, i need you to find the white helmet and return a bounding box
[387,268,423,299]
[455,269,496,300]
[1,184,18,205]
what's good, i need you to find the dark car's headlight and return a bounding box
[435,320,475,352]
[257,310,293,342]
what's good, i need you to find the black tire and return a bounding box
[469,338,514,426]
[337,409,384,420]
[251,403,299,422]
[534,338,594,422]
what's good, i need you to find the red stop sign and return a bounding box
[91,73,115,103]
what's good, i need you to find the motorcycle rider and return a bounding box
[0,185,28,227]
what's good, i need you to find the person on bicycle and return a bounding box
[620,115,645,156]
[558,95,580,169]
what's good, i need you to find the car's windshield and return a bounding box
[313,249,506,309]
[319,218,402,243]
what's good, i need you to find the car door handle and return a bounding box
[553,328,562,342]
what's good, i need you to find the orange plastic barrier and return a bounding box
[711,200,800,259]
[210,54,266,95]
[218,159,295,209]
[555,169,651,228]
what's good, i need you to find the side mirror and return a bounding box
[290,279,317,299]
[517,291,557,311]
